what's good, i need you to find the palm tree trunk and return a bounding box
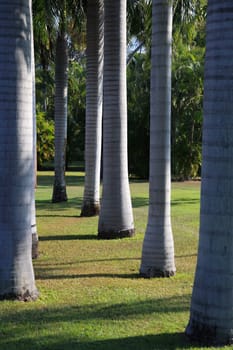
[31,19,38,259]
[0,0,38,300]
[81,0,104,217]
[31,198,38,259]
[140,0,175,277]
[186,1,233,345]
[98,0,135,238]
[52,31,68,203]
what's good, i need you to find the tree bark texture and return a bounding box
[98,0,135,238]
[31,19,38,259]
[0,0,38,300]
[52,31,68,203]
[140,0,176,277]
[186,1,233,345]
[81,0,104,217]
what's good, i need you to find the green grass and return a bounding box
[0,173,230,349]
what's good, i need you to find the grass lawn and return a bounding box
[0,172,230,349]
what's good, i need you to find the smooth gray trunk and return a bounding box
[31,21,38,259]
[98,0,135,238]
[140,0,175,277]
[186,1,233,345]
[0,0,38,301]
[52,31,68,203]
[31,199,38,259]
[81,0,104,217]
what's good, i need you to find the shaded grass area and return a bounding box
[0,173,230,349]
[0,297,191,350]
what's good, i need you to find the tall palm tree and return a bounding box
[52,24,69,202]
[81,0,104,217]
[51,0,69,203]
[140,0,176,277]
[0,0,38,300]
[51,0,86,202]
[33,0,85,203]
[31,198,38,258]
[98,0,135,238]
[186,1,233,345]
[31,17,39,259]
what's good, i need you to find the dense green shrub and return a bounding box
[37,112,55,169]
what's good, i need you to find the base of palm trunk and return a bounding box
[0,288,39,302]
[139,267,175,278]
[185,318,233,346]
[52,185,68,203]
[81,201,100,217]
[98,228,135,239]
[32,232,39,259]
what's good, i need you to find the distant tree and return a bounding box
[52,16,69,203]
[33,0,86,202]
[31,21,39,259]
[81,0,104,217]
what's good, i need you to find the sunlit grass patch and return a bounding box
[0,174,230,349]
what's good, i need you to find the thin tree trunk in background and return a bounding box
[52,31,68,203]
[186,1,233,345]
[31,18,39,259]
[140,0,175,277]
[98,0,135,238]
[81,0,104,217]
[0,0,38,300]
[31,199,38,259]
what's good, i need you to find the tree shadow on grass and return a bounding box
[34,257,141,278]
[37,174,85,187]
[132,197,149,208]
[52,332,194,350]
[171,198,200,206]
[35,257,140,266]
[0,333,197,350]
[0,296,193,350]
[1,296,191,322]
[36,197,83,212]
[83,333,193,350]
[131,197,200,209]
[39,234,97,241]
[35,271,140,280]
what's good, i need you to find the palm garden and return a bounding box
[0,0,233,348]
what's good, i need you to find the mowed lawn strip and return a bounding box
[0,172,229,350]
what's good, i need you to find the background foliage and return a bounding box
[34,0,206,179]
